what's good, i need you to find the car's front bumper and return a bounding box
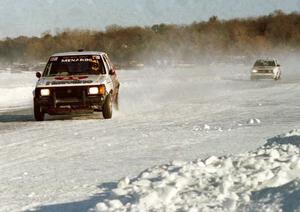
[250,73,275,80]
[34,86,106,114]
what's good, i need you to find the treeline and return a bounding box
[0,10,300,65]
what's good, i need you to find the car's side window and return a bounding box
[97,57,106,74]
[43,62,52,77]
[102,56,110,73]
[105,55,113,70]
[103,55,112,71]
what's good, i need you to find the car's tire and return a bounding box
[34,101,45,121]
[102,94,113,119]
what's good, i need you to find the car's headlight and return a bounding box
[40,89,50,96]
[88,85,106,95]
[88,87,99,95]
[99,85,106,95]
[252,69,258,73]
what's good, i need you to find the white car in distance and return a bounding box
[250,59,281,80]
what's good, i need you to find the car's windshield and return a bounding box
[254,60,276,67]
[43,55,106,77]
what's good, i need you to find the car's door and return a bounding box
[101,55,114,95]
[103,54,119,98]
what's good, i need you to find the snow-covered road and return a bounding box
[1,59,300,211]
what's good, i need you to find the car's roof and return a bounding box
[255,58,277,62]
[51,51,106,57]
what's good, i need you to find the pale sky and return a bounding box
[0,0,299,38]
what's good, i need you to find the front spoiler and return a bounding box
[47,107,95,115]
[250,74,275,80]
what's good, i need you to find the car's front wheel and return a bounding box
[34,101,45,121]
[274,75,281,80]
[102,94,112,119]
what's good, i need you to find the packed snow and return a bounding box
[1,56,300,211]
[92,130,300,211]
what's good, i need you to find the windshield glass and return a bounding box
[254,60,276,67]
[43,55,106,77]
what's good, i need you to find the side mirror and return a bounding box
[109,69,115,75]
[36,72,41,78]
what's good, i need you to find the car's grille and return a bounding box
[258,70,273,73]
[54,87,87,98]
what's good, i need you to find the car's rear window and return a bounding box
[43,55,106,77]
[254,60,276,67]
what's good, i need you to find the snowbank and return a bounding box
[92,130,300,212]
[0,72,35,111]
[0,87,34,111]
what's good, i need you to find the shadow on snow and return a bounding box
[31,182,135,212]
[0,114,34,122]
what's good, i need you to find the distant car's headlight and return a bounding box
[40,89,50,96]
[88,87,99,95]
[252,69,258,73]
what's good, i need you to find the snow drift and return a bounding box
[92,130,300,212]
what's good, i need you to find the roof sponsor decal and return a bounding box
[58,55,101,63]
[50,57,58,61]
[93,55,101,59]
[61,58,93,63]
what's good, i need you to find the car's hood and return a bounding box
[36,75,106,87]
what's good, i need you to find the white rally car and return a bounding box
[250,59,281,80]
[33,51,120,121]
